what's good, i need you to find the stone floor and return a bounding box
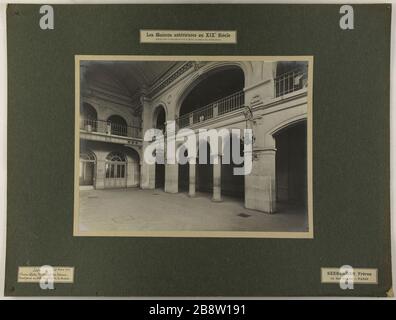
[78,188,308,233]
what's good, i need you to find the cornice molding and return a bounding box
[147,61,195,98]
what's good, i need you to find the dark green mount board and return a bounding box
[5,4,392,296]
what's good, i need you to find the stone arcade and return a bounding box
[79,59,308,214]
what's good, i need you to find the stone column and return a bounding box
[212,154,222,202]
[245,149,276,213]
[140,97,155,190]
[164,162,178,193]
[127,159,140,188]
[164,119,178,194]
[134,161,141,187]
[244,61,277,109]
[140,161,155,189]
[188,159,196,197]
[95,159,106,190]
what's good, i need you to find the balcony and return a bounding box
[275,69,308,98]
[177,91,245,128]
[175,69,307,129]
[80,119,142,145]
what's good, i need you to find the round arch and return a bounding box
[79,150,96,187]
[104,151,128,189]
[221,132,245,199]
[175,61,250,117]
[268,115,307,138]
[152,104,167,131]
[196,139,214,194]
[106,151,127,162]
[177,144,190,192]
[152,104,167,190]
[80,102,98,131]
[107,115,128,136]
[273,119,307,207]
[80,150,97,161]
[124,146,142,161]
[107,114,127,124]
[81,102,98,119]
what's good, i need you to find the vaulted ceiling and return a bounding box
[81,60,183,99]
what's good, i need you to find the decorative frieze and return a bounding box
[149,61,194,97]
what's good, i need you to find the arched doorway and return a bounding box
[126,147,141,188]
[153,105,166,190]
[153,106,166,132]
[177,146,189,192]
[221,134,245,199]
[274,120,307,207]
[196,140,213,194]
[178,67,244,127]
[79,151,96,188]
[104,151,127,189]
[107,115,128,136]
[80,103,98,132]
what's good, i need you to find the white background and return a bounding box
[0,0,394,299]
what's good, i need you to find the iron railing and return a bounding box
[177,91,245,128]
[80,119,142,139]
[274,69,308,97]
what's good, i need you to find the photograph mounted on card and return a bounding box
[75,55,313,238]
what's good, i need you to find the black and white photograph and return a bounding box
[3,1,394,299]
[75,56,313,237]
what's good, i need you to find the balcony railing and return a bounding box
[275,69,308,97]
[80,119,142,139]
[177,91,245,128]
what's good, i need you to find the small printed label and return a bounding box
[321,267,377,284]
[18,266,74,283]
[140,30,237,44]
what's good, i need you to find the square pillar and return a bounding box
[212,154,222,202]
[127,161,140,187]
[165,163,178,193]
[188,161,196,197]
[245,149,276,213]
[140,156,155,190]
[95,159,106,190]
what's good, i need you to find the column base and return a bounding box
[165,164,178,194]
[211,197,223,202]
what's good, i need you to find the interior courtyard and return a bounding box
[78,59,310,234]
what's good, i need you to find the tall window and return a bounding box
[79,151,96,186]
[105,152,127,179]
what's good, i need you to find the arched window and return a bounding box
[81,103,98,131]
[107,115,128,136]
[178,67,244,127]
[80,151,96,161]
[105,151,127,182]
[106,151,127,162]
[79,151,96,186]
[153,106,166,133]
